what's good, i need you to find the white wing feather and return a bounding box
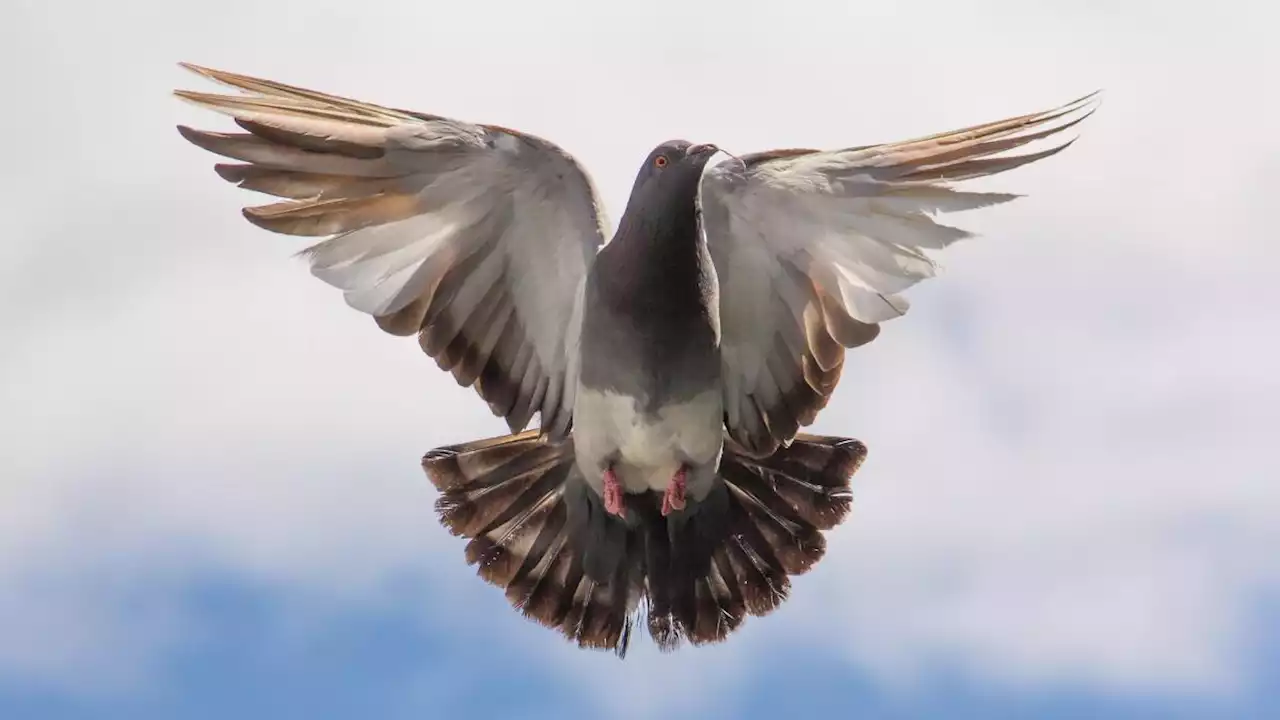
[175,63,608,436]
[702,91,1100,455]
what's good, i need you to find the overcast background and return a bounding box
[3,0,1277,717]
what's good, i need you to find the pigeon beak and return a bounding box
[687,143,718,158]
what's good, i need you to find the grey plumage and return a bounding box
[578,141,721,407]
[173,63,1098,654]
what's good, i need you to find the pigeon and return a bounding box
[173,63,1098,655]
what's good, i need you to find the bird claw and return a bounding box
[661,467,687,517]
[603,467,625,516]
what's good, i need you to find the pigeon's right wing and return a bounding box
[175,64,609,438]
[701,92,1099,456]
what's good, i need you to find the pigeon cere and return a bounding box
[173,63,1098,657]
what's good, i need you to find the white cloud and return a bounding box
[2,0,1276,711]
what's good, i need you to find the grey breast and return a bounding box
[577,221,721,413]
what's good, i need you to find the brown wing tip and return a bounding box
[1068,88,1106,112]
[212,163,248,183]
[174,123,201,144]
[174,124,234,154]
[176,62,254,92]
[177,61,214,76]
[239,206,279,232]
[1017,88,1104,131]
[175,62,218,92]
[172,89,227,103]
[172,89,233,113]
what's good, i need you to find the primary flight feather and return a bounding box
[173,63,1098,655]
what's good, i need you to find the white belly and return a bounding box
[573,387,724,493]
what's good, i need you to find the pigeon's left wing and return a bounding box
[701,92,1099,456]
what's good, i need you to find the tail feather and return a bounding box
[722,462,826,575]
[422,432,640,656]
[650,433,868,648]
[464,464,568,589]
[728,434,864,530]
[429,432,565,539]
[421,430,868,655]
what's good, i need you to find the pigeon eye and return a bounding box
[653,155,668,168]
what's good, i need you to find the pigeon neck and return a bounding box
[614,192,702,255]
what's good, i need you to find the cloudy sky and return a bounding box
[4,0,1277,717]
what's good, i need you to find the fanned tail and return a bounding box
[644,433,868,649]
[421,431,642,656]
[421,430,867,655]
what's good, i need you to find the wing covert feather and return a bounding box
[702,92,1100,455]
[175,63,608,435]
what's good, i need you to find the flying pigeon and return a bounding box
[173,63,1098,655]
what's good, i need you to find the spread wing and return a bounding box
[174,63,609,438]
[701,91,1100,456]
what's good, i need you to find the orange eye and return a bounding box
[654,155,668,168]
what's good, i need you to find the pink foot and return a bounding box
[661,467,688,517]
[603,467,625,516]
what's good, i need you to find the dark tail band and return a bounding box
[421,430,867,655]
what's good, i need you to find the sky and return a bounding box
[3,0,1277,717]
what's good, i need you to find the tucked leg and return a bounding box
[603,466,626,516]
[662,466,688,516]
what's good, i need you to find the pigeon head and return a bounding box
[625,140,719,212]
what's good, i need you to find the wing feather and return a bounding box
[175,63,608,435]
[703,91,1100,455]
